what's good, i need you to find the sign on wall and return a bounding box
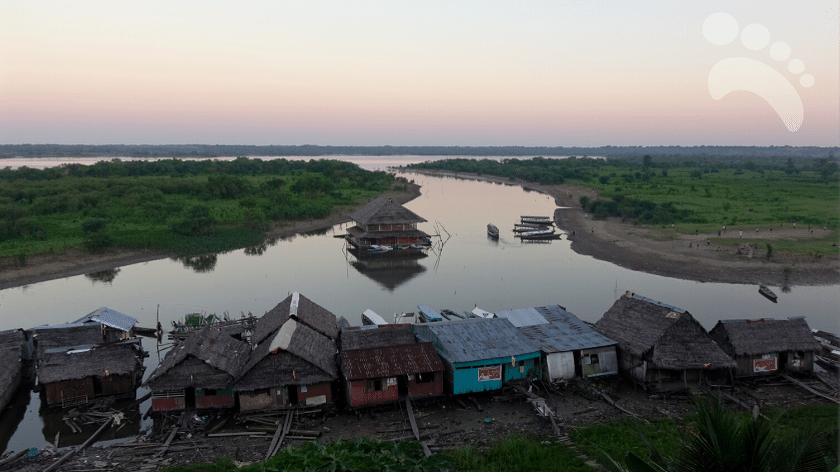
[754,357,777,372]
[478,365,501,382]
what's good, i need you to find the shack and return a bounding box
[340,325,444,408]
[72,306,138,341]
[236,293,339,410]
[496,305,618,381]
[144,326,250,412]
[37,339,144,407]
[411,317,541,395]
[236,319,338,410]
[0,329,32,414]
[345,195,431,250]
[709,317,820,377]
[31,307,138,359]
[594,292,735,390]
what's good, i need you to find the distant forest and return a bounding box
[0,144,837,161]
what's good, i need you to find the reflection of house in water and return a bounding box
[345,195,431,250]
[349,252,428,291]
[0,329,33,415]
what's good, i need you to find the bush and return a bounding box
[81,218,107,234]
[84,232,114,252]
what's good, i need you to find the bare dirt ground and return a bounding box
[6,375,836,471]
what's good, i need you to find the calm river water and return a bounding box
[0,156,837,453]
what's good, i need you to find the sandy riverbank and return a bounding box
[405,169,839,287]
[0,185,422,291]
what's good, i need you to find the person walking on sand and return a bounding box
[739,230,742,238]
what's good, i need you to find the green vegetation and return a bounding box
[160,437,451,472]
[409,156,840,256]
[0,157,396,259]
[446,433,592,472]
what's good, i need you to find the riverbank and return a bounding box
[404,169,840,287]
[0,184,422,291]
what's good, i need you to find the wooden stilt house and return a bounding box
[345,195,431,250]
[37,339,144,407]
[709,317,820,377]
[411,317,541,395]
[235,293,339,411]
[339,325,444,408]
[72,307,138,341]
[496,305,618,382]
[144,326,250,412]
[594,292,735,391]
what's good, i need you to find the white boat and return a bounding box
[471,306,495,318]
[361,309,388,326]
[516,228,556,239]
[394,312,419,324]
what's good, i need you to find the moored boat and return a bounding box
[394,312,419,324]
[487,223,500,238]
[516,228,557,239]
[521,215,552,225]
[758,284,778,303]
[361,309,388,326]
[440,309,465,320]
[417,305,443,322]
[812,329,840,361]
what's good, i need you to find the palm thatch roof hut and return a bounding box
[339,325,443,408]
[252,292,338,344]
[144,326,250,412]
[709,317,820,377]
[236,317,338,411]
[594,292,735,391]
[37,339,144,407]
[345,195,430,250]
[30,323,104,359]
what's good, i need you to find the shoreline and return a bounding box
[403,168,840,287]
[0,185,422,291]
[1,174,838,291]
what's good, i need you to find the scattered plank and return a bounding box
[781,373,840,404]
[44,416,114,472]
[405,398,432,457]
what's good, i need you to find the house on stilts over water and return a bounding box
[709,317,820,377]
[235,292,339,410]
[495,305,618,382]
[345,195,431,253]
[144,326,250,412]
[594,292,735,392]
[339,324,444,409]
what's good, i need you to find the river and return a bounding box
[0,155,837,454]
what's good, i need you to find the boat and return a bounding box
[417,305,443,322]
[368,245,392,254]
[471,306,494,318]
[394,312,419,324]
[440,309,465,320]
[516,228,557,239]
[513,224,551,233]
[487,223,499,238]
[515,222,554,228]
[758,284,778,303]
[812,329,840,361]
[361,309,388,326]
[520,215,553,225]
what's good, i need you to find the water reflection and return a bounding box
[0,381,33,454]
[38,397,141,447]
[85,268,121,284]
[172,254,218,273]
[348,251,428,292]
[244,237,279,256]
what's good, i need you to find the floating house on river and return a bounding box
[31,307,138,359]
[145,326,250,412]
[709,317,819,377]
[345,195,431,251]
[594,292,735,391]
[411,317,541,395]
[495,305,617,381]
[339,325,444,408]
[236,293,339,410]
[37,339,144,407]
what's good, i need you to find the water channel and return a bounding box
[0,156,837,453]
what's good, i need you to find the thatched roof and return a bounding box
[340,325,417,351]
[0,330,26,394]
[31,323,103,358]
[594,292,735,370]
[37,340,143,384]
[144,326,250,390]
[709,317,820,357]
[236,319,337,390]
[348,195,427,226]
[411,317,540,364]
[251,292,338,345]
[341,342,443,380]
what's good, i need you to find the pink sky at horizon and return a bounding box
[1,1,837,146]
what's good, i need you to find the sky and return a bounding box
[1,1,838,147]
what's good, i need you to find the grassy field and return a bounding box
[0,158,397,260]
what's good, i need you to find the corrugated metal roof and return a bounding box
[495,307,548,327]
[501,305,617,352]
[411,317,540,364]
[341,342,443,380]
[73,307,138,332]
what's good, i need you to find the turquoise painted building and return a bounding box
[411,317,541,395]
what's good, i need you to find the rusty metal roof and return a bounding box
[498,305,616,353]
[411,317,540,364]
[340,342,443,380]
